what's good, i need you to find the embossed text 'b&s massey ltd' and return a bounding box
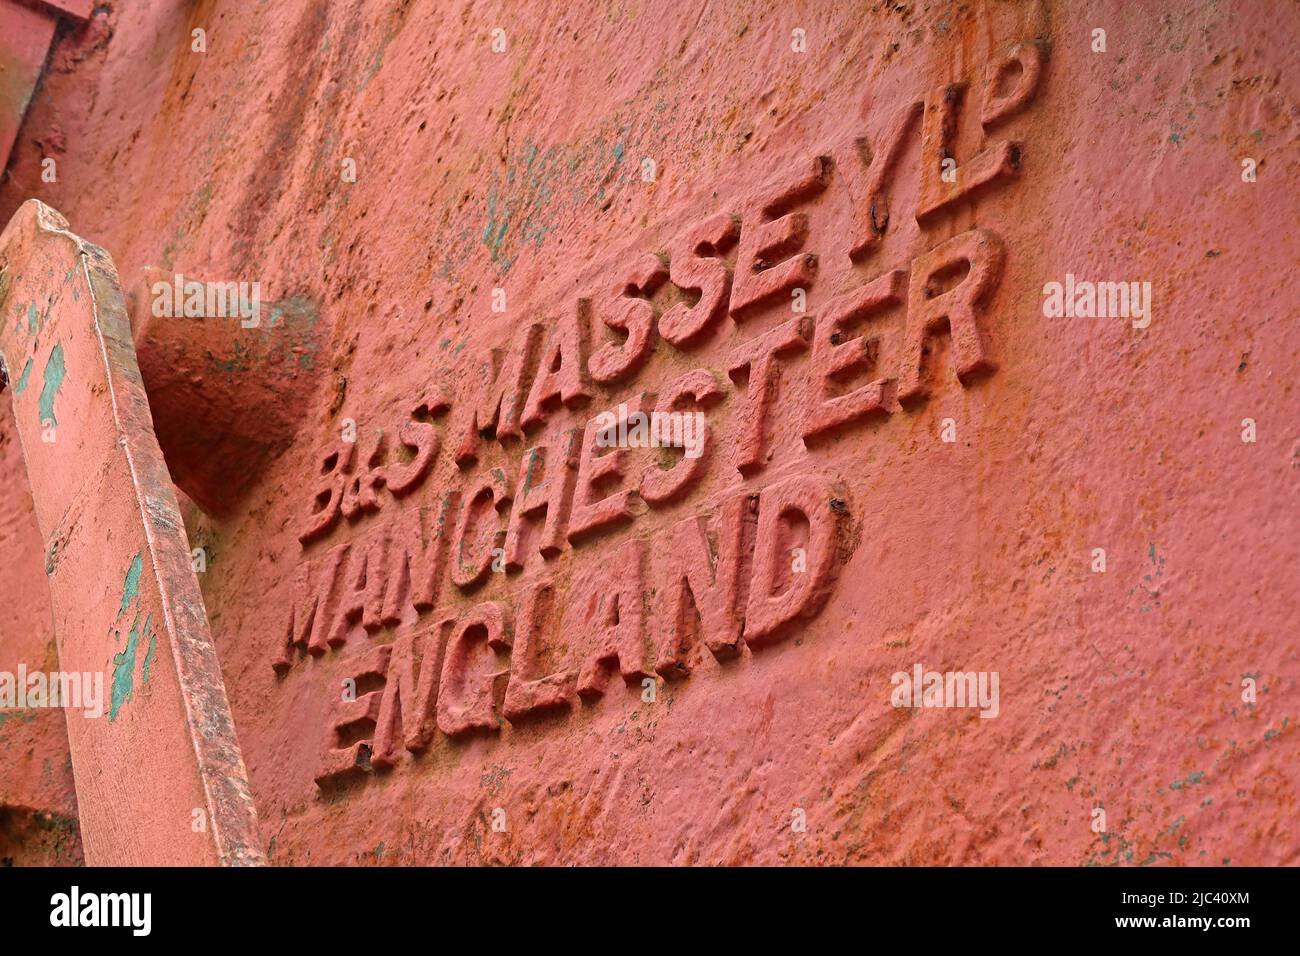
[268,41,1048,790]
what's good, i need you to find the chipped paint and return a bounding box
[109,612,157,721]
[118,552,142,618]
[109,613,141,721]
[37,342,64,425]
[13,356,31,393]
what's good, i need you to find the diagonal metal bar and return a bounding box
[0,199,264,866]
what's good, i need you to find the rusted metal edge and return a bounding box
[34,0,93,22]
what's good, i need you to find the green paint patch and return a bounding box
[13,358,32,394]
[109,555,156,721]
[38,344,65,426]
[205,296,320,375]
[522,448,542,494]
[119,552,143,617]
[1087,832,1137,867]
[27,302,38,335]
[481,139,568,275]
[1038,743,1067,770]
[110,614,142,720]
[1169,771,1206,790]
[109,608,157,721]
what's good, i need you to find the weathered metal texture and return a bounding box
[34,0,92,21]
[0,709,81,865]
[129,266,326,514]
[0,0,90,175]
[0,704,76,818]
[0,370,81,864]
[0,1,58,175]
[0,200,264,865]
[0,0,1296,866]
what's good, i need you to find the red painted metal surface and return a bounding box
[130,266,327,514]
[0,0,1296,867]
[0,0,90,176]
[0,200,263,865]
[35,0,92,20]
[0,2,57,175]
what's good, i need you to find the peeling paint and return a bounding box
[37,342,64,425]
[118,552,143,618]
[109,613,141,721]
[13,356,31,394]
